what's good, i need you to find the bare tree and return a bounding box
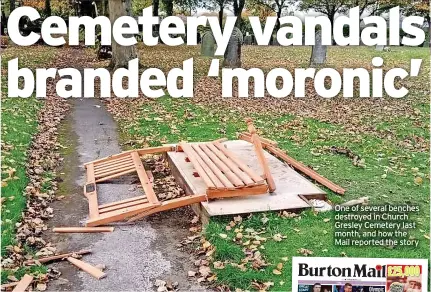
[232,0,246,27]
[108,0,137,69]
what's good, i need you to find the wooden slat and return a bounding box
[84,163,99,219]
[93,156,132,169]
[207,184,268,199]
[131,152,159,205]
[179,142,217,189]
[95,165,136,178]
[86,152,131,166]
[213,142,265,184]
[67,257,106,279]
[23,250,92,265]
[127,194,207,222]
[245,119,276,193]
[85,146,173,167]
[86,202,156,226]
[191,144,235,189]
[53,227,115,233]
[266,146,346,195]
[95,168,137,183]
[11,274,33,292]
[98,196,147,209]
[99,198,148,214]
[199,144,245,187]
[206,143,256,186]
[94,160,135,173]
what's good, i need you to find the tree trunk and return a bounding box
[163,0,174,16]
[9,0,15,13]
[45,0,51,16]
[218,7,223,29]
[275,9,282,31]
[233,0,245,28]
[108,0,137,70]
[153,0,159,33]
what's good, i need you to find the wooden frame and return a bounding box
[83,147,172,227]
[238,130,346,195]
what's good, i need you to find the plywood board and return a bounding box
[168,140,325,216]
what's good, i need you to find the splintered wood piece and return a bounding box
[53,227,114,233]
[213,142,265,184]
[207,184,268,199]
[179,142,217,189]
[67,257,106,279]
[86,202,156,226]
[99,198,148,214]
[206,143,255,185]
[266,146,345,195]
[95,168,136,183]
[98,196,147,209]
[84,163,99,219]
[11,274,33,292]
[23,250,92,265]
[191,144,235,189]
[127,194,207,222]
[201,143,249,186]
[245,118,276,193]
[131,152,159,204]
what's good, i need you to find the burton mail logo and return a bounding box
[298,263,386,278]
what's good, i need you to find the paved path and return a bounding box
[48,99,203,291]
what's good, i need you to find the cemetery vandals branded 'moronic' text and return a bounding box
[5,6,426,99]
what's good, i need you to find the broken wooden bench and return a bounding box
[82,120,345,226]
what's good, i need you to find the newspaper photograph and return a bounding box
[292,257,428,292]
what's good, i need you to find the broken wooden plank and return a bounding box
[245,118,276,193]
[98,196,147,209]
[23,250,92,265]
[207,184,268,199]
[206,143,256,186]
[127,194,208,222]
[179,142,217,189]
[53,227,115,233]
[99,198,149,214]
[191,144,235,189]
[131,152,159,205]
[86,202,156,226]
[213,141,265,184]
[265,145,345,195]
[67,257,106,279]
[84,163,99,219]
[11,275,33,292]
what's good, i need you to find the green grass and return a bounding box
[1,46,58,283]
[114,95,429,290]
[107,45,430,290]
